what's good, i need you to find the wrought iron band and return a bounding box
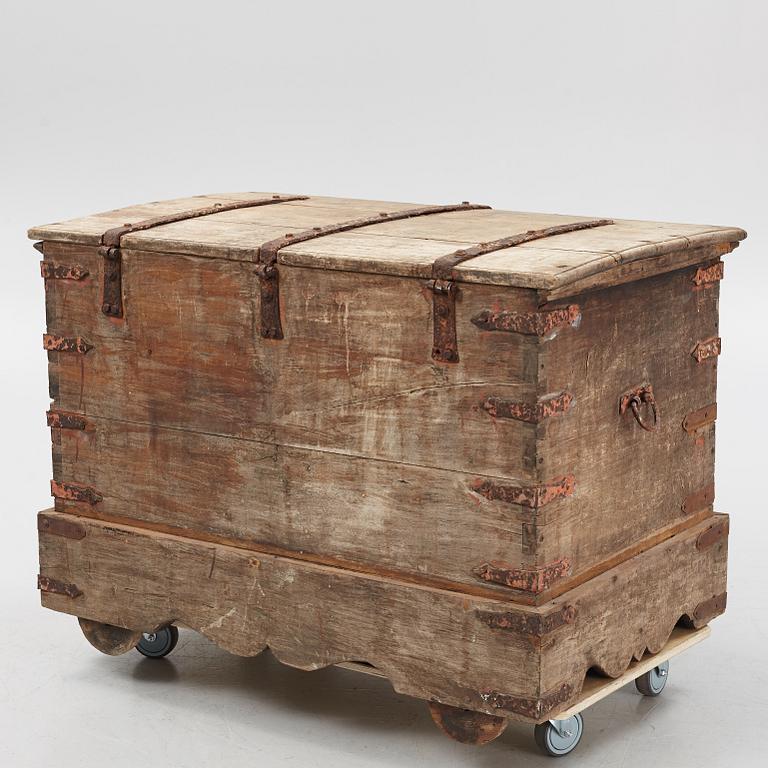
[429,218,614,362]
[254,202,490,339]
[98,195,309,318]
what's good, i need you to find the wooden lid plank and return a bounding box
[29,193,746,291]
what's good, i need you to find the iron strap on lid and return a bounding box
[254,202,491,339]
[98,194,309,318]
[428,218,615,363]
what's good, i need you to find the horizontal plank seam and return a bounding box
[613,228,739,255]
[39,509,540,610]
[544,241,733,281]
[107,244,562,290]
[48,491,720,607]
[53,411,539,487]
[529,509,715,604]
[39,509,726,616]
[118,201,746,248]
[127,236,737,288]
[37,222,746,255]
[121,230,614,255]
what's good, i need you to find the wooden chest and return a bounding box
[31,193,742,745]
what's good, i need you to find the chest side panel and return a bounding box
[532,262,720,591]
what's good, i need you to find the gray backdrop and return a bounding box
[1,1,764,765]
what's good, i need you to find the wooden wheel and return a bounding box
[428,701,507,745]
[78,617,143,656]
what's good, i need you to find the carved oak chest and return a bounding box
[31,193,743,752]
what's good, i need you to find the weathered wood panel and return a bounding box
[530,265,720,596]
[538,514,729,697]
[44,242,543,478]
[38,510,728,723]
[51,414,527,599]
[43,243,726,601]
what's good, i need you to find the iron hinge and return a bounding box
[37,575,83,599]
[471,305,581,337]
[482,392,574,423]
[471,475,575,508]
[429,278,459,362]
[99,245,123,317]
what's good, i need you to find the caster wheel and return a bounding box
[136,625,179,658]
[635,660,669,696]
[534,714,583,757]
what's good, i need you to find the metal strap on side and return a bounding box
[98,194,309,318]
[429,218,615,363]
[254,202,490,339]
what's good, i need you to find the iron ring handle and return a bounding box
[628,393,658,432]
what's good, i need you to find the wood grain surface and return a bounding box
[43,239,726,600]
[39,510,728,723]
[30,193,745,291]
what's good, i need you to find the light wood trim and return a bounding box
[335,626,712,719]
[551,625,711,719]
[336,661,387,678]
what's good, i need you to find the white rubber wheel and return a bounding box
[534,714,583,757]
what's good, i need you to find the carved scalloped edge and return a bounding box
[41,510,728,724]
[72,598,726,725]
[565,609,720,700]
[74,609,449,708]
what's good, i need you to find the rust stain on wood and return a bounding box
[682,483,715,515]
[50,480,103,505]
[472,558,571,594]
[37,574,82,599]
[471,305,581,337]
[40,262,89,281]
[481,682,573,720]
[38,513,87,540]
[475,604,577,636]
[471,475,575,509]
[43,334,93,354]
[683,403,717,433]
[693,592,727,624]
[47,410,87,431]
[692,336,721,362]
[482,392,573,423]
[692,262,724,286]
[696,518,729,551]
[427,701,507,745]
